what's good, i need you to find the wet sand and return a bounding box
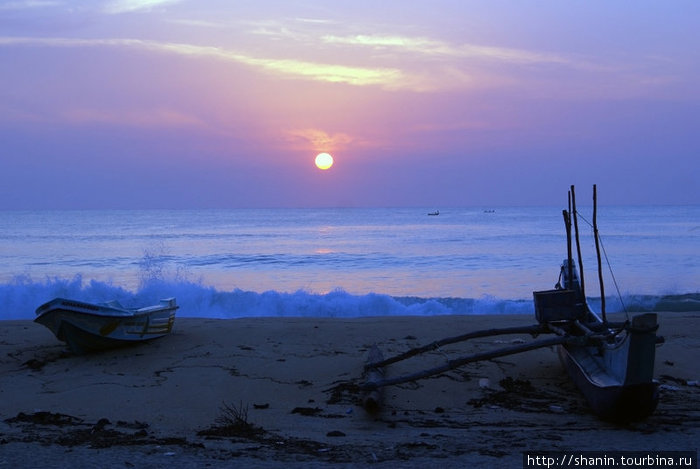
[1,312,698,468]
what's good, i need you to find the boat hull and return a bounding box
[35,298,177,354]
[558,344,659,421]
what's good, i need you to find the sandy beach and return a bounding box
[1,312,698,468]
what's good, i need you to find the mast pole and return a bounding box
[570,185,585,298]
[563,192,573,288]
[593,184,606,321]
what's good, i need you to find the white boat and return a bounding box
[35,297,178,354]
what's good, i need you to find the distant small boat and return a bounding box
[428,210,440,216]
[35,297,178,354]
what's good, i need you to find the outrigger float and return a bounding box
[361,185,663,422]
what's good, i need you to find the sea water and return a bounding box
[1,206,698,320]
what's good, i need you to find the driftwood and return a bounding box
[364,324,548,371]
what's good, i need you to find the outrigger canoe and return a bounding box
[359,185,662,422]
[535,262,660,421]
[534,184,661,420]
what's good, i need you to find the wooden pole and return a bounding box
[570,185,585,298]
[593,184,606,321]
[362,344,385,413]
[563,209,573,288]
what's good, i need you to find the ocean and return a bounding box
[1,206,698,320]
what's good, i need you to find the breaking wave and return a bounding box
[1,275,696,321]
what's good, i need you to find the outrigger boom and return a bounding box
[360,185,662,422]
[364,334,569,391]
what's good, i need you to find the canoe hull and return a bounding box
[558,338,659,422]
[35,298,177,354]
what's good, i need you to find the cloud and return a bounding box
[0,1,61,10]
[286,129,354,152]
[149,40,407,88]
[322,34,574,66]
[247,57,403,87]
[103,0,182,14]
[0,36,407,90]
[166,18,224,28]
[293,17,335,25]
[0,27,648,97]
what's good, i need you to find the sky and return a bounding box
[1,0,698,209]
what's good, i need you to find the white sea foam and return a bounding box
[1,275,694,321]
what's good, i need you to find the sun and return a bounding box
[315,152,334,170]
